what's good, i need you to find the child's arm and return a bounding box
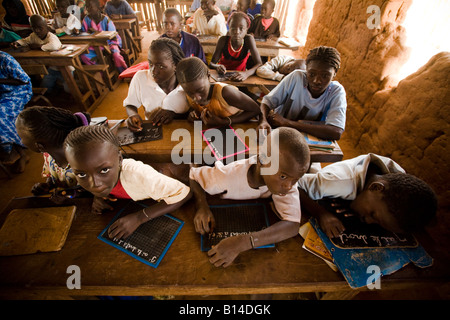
[299,189,345,238]
[124,104,143,131]
[209,36,227,74]
[190,176,216,234]
[257,102,272,133]
[208,220,299,268]
[220,85,261,123]
[229,35,262,81]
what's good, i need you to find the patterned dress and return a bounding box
[0,51,32,153]
[80,15,127,73]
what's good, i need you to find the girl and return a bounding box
[0,51,32,173]
[15,106,90,195]
[64,125,192,239]
[80,0,127,73]
[176,56,260,126]
[210,11,262,82]
[123,37,189,129]
[248,0,280,41]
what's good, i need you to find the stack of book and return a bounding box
[303,133,336,153]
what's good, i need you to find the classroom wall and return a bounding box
[300,0,450,213]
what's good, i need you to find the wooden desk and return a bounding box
[112,18,142,60]
[5,44,102,112]
[60,31,121,90]
[209,69,279,95]
[115,120,343,164]
[0,196,448,299]
[199,36,300,57]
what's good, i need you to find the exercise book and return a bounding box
[98,201,183,268]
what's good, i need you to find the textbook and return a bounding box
[303,133,336,151]
[278,37,301,48]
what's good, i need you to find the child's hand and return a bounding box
[149,108,175,126]
[200,108,223,126]
[31,182,52,196]
[29,43,42,50]
[319,211,345,238]
[257,120,271,137]
[10,42,20,49]
[229,71,248,82]
[216,64,226,75]
[91,196,114,215]
[267,110,290,127]
[72,28,80,35]
[208,235,246,268]
[194,206,216,235]
[187,110,201,122]
[126,114,143,132]
[107,212,142,239]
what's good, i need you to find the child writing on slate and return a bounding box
[176,56,260,126]
[64,125,192,239]
[11,14,61,51]
[298,153,438,238]
[52,0,81,35]
[210,11,262,82]
[248,0,280,41]
[189,127,310,267]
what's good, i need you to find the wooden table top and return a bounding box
[198,35,300,51]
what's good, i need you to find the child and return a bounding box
[190,127,310,267]
[15,106,90,196]
[124,38,189,129]
[210,11,262,82]
[104,0,137,20]
[52,0,82,35]
[11,14,61,51]
[64,125,192,239]
[258,46,346,141]
[256,55,306,81]
[248,0,280,41]
[298,153,438,238]
[192,0,228,36]
[176,56,260,126]
[1,0,32,38]
[227,0,254,24]
[247,0,262,17]
[160,8,206,63]
[0,25,21,49]
[80,0,128,73]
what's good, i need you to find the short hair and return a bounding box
[164,7,182,21]
[17,106,91,147]
[381,172,438,233]
[176,56,208,84]
[228,11,251,28]
[263,0,276,9]
[306,46,341,73]
[29,14,46,26]
[148,37,185,66]
[64,125,120,153]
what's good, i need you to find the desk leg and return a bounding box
[58,65,87,110]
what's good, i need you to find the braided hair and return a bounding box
[176,56,209,84]
[306,46,341,73]
[64,125,120,153]
[16,106,91,148]
[148,37,185,66]
[228,11,251,28]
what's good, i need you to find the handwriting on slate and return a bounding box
[336,232,409,247]
[113,238,158,263]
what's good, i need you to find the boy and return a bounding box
[11,14,61,51]
[52,0,81,35]
[298,153,438,238]
[258,46,346,141]
[256,55,306,81]
[248,0,280,41]
[189,127,310,267]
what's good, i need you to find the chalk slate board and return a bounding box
[318,198,418,249]
[201,203,274,252]
[98,201,183,268]
[201,126,249,164]
[116,122,162,146]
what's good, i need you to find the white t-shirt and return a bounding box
[193,7,228,36]
[120,158,191,204]
[189,155,301,223]
[297,153,405,201]
[261,70,347,130]
[123,69,189,118]
[17,32,62,51]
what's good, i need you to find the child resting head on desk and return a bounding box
[11,14,62,51]
[298,153,438,238]
[124,37,189,130]
[64,125,192,239]
[176,56,260,126]
[52,0,81,35]
[189,127,310,267]
[15,106,90,196]
[210,11,262,82]
[256,55,306,82]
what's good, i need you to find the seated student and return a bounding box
[0,25,21,49]
[215,0,236,16]
[52,0,82,35]
[11,14,61,51]
[248,0,280,41]
[80,0,128,73]
[190,127,310,267]
[247,0,262,17]
[227,0,254,24]
[256,55,306,81]
[160,8,206,64]
[258,46,346,141]
[176,56,260,126]
[15,106,90,196]
[298,153,438,238]
[0,51,32,173]
[192,0,228,36]
[64,125,192,239]
[209,11,262,82]
[104,0,137,20]
[124,38,189,129]
[1,0,32,38]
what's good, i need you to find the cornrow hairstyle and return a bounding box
[164,7,183,22]
[380,172,438,233]
[176,56,209,84]
[306,46,341,73]
[228,11,251,28]
[16,106,91,148]
[148,37,185,66]
[64,125,120,153]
